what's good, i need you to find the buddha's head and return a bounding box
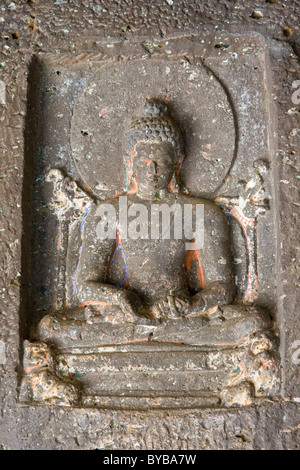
[125,100,184,198]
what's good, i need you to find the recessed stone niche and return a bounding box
[20,33,281,409]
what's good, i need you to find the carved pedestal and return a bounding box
[20,305,280,408]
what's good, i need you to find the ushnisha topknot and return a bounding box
[141,100,168,118]
[125,99,185,165]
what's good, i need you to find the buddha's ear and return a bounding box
[168,173,178,194]
[127,176,138,196]
[175,162,182,184]
[123,150,137,194]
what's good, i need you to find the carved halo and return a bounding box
[70,58,236,199]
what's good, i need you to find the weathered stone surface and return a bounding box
[19,340,80,406]
[1,396,300,450]
[0,0,299,450]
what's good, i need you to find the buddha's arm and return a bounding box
[149,202,235,318]
[186,206,235,314]
[76,241,151,319]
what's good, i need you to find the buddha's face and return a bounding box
[134,142,175,198]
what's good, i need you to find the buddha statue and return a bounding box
[72,99,235,325]
[21,100,277,407]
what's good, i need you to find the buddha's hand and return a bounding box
[148,292,192,319]
[123,290,153,319]
[187,282,234,315]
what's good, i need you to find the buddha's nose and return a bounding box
[147,160,157,176]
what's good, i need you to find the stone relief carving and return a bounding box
[20,35,280,408]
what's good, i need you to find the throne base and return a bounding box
[19,305,280,408]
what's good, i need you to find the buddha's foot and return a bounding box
[31,303,273,349]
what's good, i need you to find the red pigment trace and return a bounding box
[185,241,206,290]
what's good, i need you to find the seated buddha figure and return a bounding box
[23,101,278,408]
[72,99,235,325]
